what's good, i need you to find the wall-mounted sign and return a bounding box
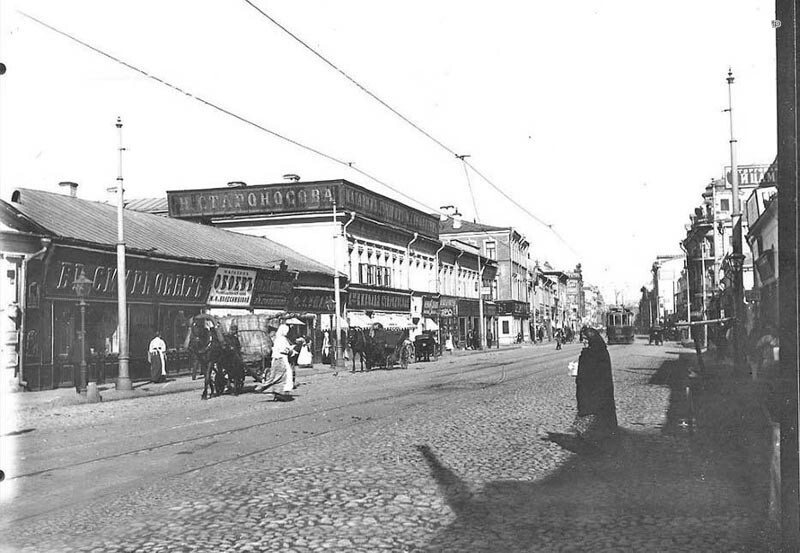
[725,163,777,187]
[348,286,410,312]
[250,269,296,309]
[496,300,530,317]
[168,180,440,238]
[289,286,341,313]
[45,246,213,304]
[208,267,256,307]
[422,296,440,317]
[439,296,457,318]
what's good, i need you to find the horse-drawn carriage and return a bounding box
[414,331,438,362]
[185,313,247,399]
[348,323,414,371]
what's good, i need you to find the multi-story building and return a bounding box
[582,284,605,327]
[439,217,529,345]
[744,159,778,343]
[651,254,685,323]
[565,265,584,331]
[542,266,568,332]
[167,179,497,349]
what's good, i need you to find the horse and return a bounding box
[347,328,370,372]
[186,316,227,400]
[220,329,245,395]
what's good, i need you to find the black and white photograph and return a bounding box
[0,1,797,551]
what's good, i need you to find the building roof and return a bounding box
[5,188,335,275]
[439,218,507,234]
[125,197,168,214]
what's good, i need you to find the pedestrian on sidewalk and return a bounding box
[445,332,454,355]
[555,329,563,350]
[572,326,618,444]
[148,330,167,383]
[255,323,294,400]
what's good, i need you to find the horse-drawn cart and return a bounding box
[349,323,414,370]
[414,332,437,362]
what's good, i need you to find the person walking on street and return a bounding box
[148,330,167,383]
[255,323,294,400]
[555,328,563,350]
[572,326,618,445]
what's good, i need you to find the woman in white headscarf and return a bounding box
[255,324,294,400]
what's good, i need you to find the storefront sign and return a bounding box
[289,287,341,313]
[168,181,440,238]
[168,183,337,219]
[496,300,530,317]
[725,163,777,187]
[207,267,256,307]
[45,246,214,304]
[339,183,439,238]
[250,269,297,309]
[484,302,497,317]
[422,296,440,316]
[439,296,457,318]
[457,299,479,318]
[348,286,410,312]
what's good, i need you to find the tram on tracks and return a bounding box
[605,306,635,344]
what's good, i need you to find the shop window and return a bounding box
[502,320,510,334]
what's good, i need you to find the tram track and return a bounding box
[2,347,581,525]
[10,347,579,481]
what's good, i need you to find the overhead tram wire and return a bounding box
[19,9,515,259]
[20,12,532,258]
[241,0,577,255]
[18,11,434,215]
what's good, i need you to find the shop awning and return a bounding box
[376,313,415,329]
[347,311,374,329]
[423,318,439,331]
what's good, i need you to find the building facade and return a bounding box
[167,179,497,349]
[438,218,529,345]
[1,186,338,390]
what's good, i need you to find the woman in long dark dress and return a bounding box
[573,327,618,442]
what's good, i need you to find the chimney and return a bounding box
[452,211,462,229]
[283,173,301,182]
[58,181,78,197]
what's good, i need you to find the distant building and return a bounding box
[439,217,529,345]
[744,158,778,339]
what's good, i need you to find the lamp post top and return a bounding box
[72,270,93,299]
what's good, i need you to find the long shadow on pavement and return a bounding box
[415,356,775,552]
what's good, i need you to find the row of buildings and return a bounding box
[641,161,778,359]
[1,178,605,391]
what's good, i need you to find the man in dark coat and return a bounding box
[574,327,618,442]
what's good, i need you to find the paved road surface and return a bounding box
[0,342,773,552]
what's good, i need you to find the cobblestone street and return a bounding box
[1,341,774,552]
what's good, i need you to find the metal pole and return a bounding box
[726,68,745,374]
[78,298,87,395]
[115,116,132,391]
[478,257,485,349]
[332,200,343,369]
[701,241,707,348]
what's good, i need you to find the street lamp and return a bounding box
[73,270,100,402]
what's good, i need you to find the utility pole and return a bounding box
[115,117,132,391]
[725,68,745,375]
[332,199,343,371]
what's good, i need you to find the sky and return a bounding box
[0,1,778,302]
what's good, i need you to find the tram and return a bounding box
[605,307,635,344]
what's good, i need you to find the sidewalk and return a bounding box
[6,341,533,412]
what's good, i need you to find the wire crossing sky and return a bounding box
[0,1,777,299]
